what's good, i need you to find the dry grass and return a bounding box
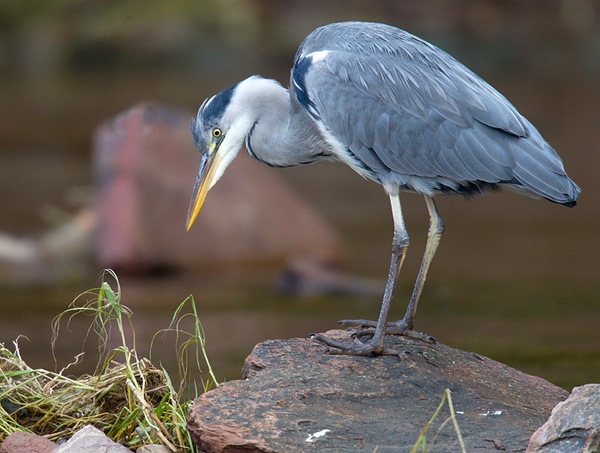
[0,269,217,451]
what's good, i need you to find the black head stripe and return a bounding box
[201,82,239,124]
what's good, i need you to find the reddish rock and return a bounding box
[526,384,600,453]
[0,431,55,453]
[93,102,344,272]
[187,331,568,453]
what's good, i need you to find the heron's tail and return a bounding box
[559,177,580,207]
[509,124,580,207]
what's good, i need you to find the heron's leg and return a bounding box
[340,194,441,342]
[311,194,409,355]
[392,194,444,332]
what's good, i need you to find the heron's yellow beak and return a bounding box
[186,143,220,231]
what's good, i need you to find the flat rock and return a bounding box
[187,330,568,453]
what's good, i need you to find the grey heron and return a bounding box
[186,22,580,355]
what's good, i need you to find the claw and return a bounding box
[337,319,436,344]
[311,333,383,356]
[311,332,406,356]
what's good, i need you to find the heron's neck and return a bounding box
[236,77,329,167]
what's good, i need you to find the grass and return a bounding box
[0,269,217,451]
[410,388,466,453]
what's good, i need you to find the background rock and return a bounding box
[93,101,345,273]
[187,331,568,452]
[0,101,352,290]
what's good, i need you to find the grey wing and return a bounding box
[292,29,579,204]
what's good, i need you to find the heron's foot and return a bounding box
[310,332,403,356]
[338,319,436,343]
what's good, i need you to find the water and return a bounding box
[1,71,599,393]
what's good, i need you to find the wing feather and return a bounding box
[291,22,579,203]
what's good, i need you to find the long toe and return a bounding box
[310,333,402,356]
[385,325,436,343]
[338,319,436,343]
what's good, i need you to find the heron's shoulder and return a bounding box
[293,22,530,139]
[296,22,439,61]
[293,22,463,103]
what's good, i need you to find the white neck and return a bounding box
[227,76,330,167]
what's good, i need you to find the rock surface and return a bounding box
[0,431,55,453]
[0,427,175,453]
[136,445,172,453]
[53,425,130,453]
[187,330,569,453]
[526,383,600,453]
[93,101,344,272]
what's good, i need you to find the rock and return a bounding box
[187,330,568,453]
[526,384,600,453]
[53,425,130,452]
[0,431,55,453]
[0,428,173,453]
[136,445,172,453]
[93,101,344,272]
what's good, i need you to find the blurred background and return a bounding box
[0,0,598,391]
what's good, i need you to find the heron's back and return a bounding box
[292,22,580,206]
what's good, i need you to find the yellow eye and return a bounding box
[212,128,222,138]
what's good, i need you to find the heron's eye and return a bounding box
[212,128,222,138]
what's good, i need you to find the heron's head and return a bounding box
[186,78,261,231]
